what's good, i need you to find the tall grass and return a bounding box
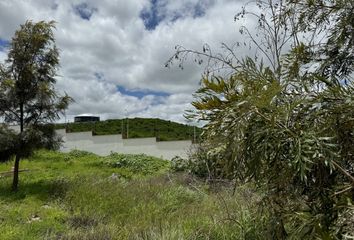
[0,150,267,239]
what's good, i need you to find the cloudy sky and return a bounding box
[0,0,248,124]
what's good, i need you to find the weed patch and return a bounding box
[0,150,267,239]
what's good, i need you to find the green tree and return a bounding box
[0,20,72,191]
[168,0,354,238]
[287,0,354,81]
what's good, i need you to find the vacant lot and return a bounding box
[0,150,266,240]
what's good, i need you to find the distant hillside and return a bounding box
[55,118,202,142]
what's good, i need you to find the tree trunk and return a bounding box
[12,154,21,191]
[12,102,24,191]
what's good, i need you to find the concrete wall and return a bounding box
[8,125,20,132]
[56,129,193,160]
[4,125,194,159]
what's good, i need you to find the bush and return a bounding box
[0,125,17,162]
[102,153,170,175]
[170,156,189,172]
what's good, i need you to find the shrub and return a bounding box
[102,153,170,175]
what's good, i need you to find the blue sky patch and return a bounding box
[73,3,97,20]
[0,38,9,51]
[140,0,213,30]
[117,86,170,99]
[140,0,164,30]
[193,2,207,18]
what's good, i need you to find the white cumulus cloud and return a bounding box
[0,0,250,124]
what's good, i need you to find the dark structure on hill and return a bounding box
[74,115,100,123]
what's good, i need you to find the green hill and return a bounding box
[55,118,202,142]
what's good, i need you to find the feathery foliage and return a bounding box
[0,20,72,190]
[169,0,354,238]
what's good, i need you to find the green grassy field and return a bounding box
[0,150,267,240]
[55,118,202,142]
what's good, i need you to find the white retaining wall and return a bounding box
[56,129,193,160]
[4,125,194,160]
[8,125,21,132]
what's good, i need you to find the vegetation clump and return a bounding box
[102,152,170,175]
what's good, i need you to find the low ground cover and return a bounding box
[0,150,266,240]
